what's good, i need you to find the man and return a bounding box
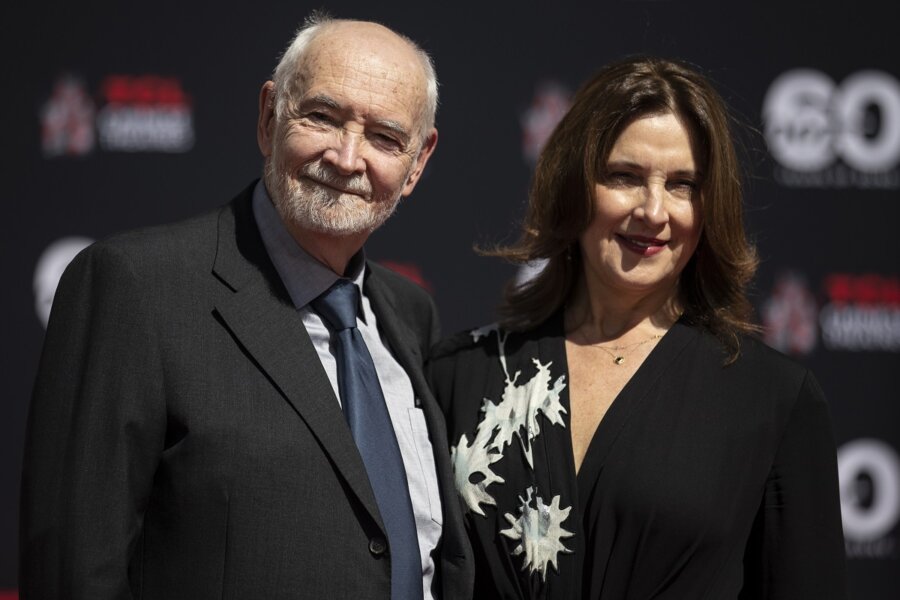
[20,15,473,600]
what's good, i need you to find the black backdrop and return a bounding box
[3,1,899,597]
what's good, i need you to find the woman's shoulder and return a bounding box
[684,324,809,375]
[427,324,508,413]
[431,323,503,360]
[734,331,812,381]
[430,318,557,362]
[688,325,822,406]
[681,327,829,441]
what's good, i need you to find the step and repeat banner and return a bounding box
[4,1,898,597]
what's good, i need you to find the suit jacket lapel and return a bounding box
[211,189,383,530]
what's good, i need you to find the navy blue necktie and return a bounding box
[312,279,422,600]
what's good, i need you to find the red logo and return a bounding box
[762,271,900,355]
[101,75,190,106]
[824,274,900,306]
[40,73,195,157]
[820,274,900,351]
[96,75,194,152]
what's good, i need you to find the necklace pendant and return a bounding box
[614,356,625,365]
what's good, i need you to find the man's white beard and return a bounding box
[264,154,406,237]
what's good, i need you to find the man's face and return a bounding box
[258,24,437,237]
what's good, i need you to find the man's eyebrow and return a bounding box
[300,94,341,110]
[373,119,411,141]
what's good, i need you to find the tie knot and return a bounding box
[311,279,360,331]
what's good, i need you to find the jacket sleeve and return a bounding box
[20,242,166,599]
[740,371,848,600]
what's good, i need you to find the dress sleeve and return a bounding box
[740,371,848,599]
[19,243,166,599]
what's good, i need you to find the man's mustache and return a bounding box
[300,162,372,196]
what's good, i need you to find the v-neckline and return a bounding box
[547,317,698,491]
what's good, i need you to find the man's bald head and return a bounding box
[271,14,438,145]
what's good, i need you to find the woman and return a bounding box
[429,57,847,599]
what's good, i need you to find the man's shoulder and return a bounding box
[104,209,217,251]
[366,261,441,345]
[70,215,215,292]
[80,184,254,270]
[366,261,434,305]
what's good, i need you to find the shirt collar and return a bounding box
[252,180,366,312]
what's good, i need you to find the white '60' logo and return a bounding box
[763,69,900,173]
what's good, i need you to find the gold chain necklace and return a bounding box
[577,331,663,365]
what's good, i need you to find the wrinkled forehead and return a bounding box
[291,24,428,113]
[304,46,425,94]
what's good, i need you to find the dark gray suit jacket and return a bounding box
[20,183,474,599]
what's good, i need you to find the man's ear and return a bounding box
[257,81,277,157]
[401,129,438,197]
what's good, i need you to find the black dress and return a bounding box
[428,313,847,599]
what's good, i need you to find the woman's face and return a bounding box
[579,111,702,304]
